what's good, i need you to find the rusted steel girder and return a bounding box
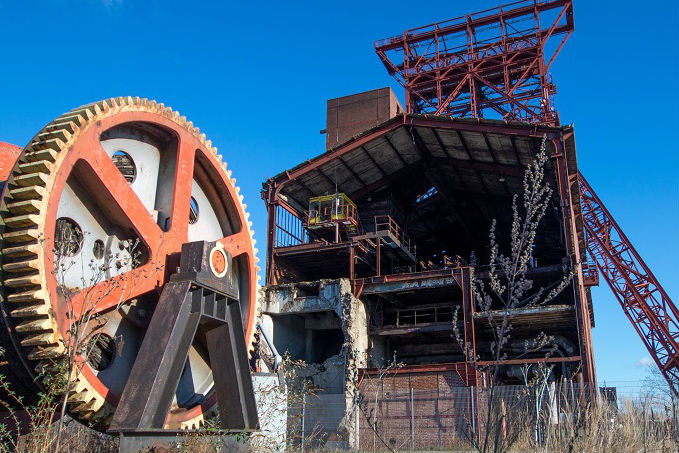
[375,0,574,124]
[579,173,679,394]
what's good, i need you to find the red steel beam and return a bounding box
[375,0,573,124]
[375,0,572,53]
[476,356,582,367]
[579,172,679,394]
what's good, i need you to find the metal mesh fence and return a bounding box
[285,383,679,452]
[288,393,347,450]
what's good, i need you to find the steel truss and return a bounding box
[376,0,677,393]
[375,0,573,124]
[579,173,679,393]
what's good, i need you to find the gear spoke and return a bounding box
[220,230,252,259]
[169,139,196,239]
[78,142,163,256]
[66,262,160,318]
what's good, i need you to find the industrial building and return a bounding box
[0,0,676,451]
[256,0,678,448]
[259,85,594,443]
[255,3,594,447]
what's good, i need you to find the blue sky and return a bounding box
[0,0,676,385]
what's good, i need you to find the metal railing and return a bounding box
[274,205,309,247]
[582,259,599,286]
[373,215,415,256]
[391,305,454,327]
[306,204,359,230]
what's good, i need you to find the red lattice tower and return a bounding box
[579,174,679,391]
[375,0,574,125]
[376,0,679,393]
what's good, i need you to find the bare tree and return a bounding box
[0,226,154,452]
[49,224,148,452]
[643,365,679,453]
[454,136,574,453]
[347,352,404,453]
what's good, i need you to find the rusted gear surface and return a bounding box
[0,97,260,429]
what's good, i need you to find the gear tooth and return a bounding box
[78,108,94,121]
[13,172,48,187]
[28,346,64,361]
[70,398,99,415]
[18,159,53,174]
[116,96,126,107]
[213,147,219,157]
[221,163,227,171]
[172,111,180,121]
[186,121,193,131]
[35,129,71,147]
[126,95,134,106]
[238,195,244,203]
[20,332,58,347]
[2,243,41,259]
[68,389,92,405]
[5,289,44,302]
[30,137,65,153]
[11,304,50,317]
[179,115,187,126]
[200,133,206,144]
[23,148,58,165]
[4,274,42,287]
[226,170,232,178]
[149,100,157,109]
[6,199,42,215]
[2,228,40,243]
[133,96,142,106]
[242,203,247,210]
[3,258,41,273]
[5,214,41,228]
[71,378,90,394]
[15,318,52,333]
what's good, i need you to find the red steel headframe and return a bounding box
[579,172,679,394]
[375,0,574,125]
[374,0,677,393]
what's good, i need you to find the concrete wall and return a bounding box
[261,279,369,449]
[250,373,287,453]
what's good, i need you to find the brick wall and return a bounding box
[325,88,403,150]
[358,370,472,450]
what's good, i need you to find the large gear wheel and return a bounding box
[0,97,260,429]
